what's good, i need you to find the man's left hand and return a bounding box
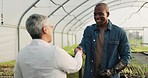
[99,69,116,77]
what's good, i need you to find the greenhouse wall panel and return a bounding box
[0,27,17,62]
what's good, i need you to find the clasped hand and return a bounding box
[98,69,116,77]
[74,46,83,55]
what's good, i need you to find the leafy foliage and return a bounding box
[63,44,78,56]
[129,39,148,53]
[0,60,15,77]
[0,44,147,78]
[131,46,148,53]
[121,62,148,78]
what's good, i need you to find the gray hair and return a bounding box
[26,14,48,39]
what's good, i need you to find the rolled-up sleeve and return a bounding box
[118,29,131,64]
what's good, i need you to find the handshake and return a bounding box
[74,46,84,57]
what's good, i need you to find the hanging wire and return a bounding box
[34,0,51,8]
[50,0,80,21]
[1,0,4,25]
[128,2,148,19]
[119,0,138,26]
[120,1,148,26]
[50,0,69,13]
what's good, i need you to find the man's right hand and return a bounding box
[74,46,83,55]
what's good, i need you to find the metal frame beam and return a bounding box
[17,0,40,52]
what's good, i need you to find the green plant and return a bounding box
[129,39,142,46]
[121,59,148,78]
[63,44,78,56]
[131,46,148,53]
[0,60,15,77]
[0,45,147,78]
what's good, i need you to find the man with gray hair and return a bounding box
[14,14,83,78]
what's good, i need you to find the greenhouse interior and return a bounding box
[0,0,148,78]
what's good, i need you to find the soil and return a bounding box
[131,53,148,64]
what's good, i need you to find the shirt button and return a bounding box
[91,60,93,62]
[93,39,95,41]
[90,70,93,73]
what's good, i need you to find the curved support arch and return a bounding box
[48,0,70,17]
[71,3,148,34]
[70,15,93,35]
[71,18,93,45]
[68,0,148,34]
[66,1,148,46]
[60,0,106,47]
[17,0,40,52]
[61,7,94,47]
[53,0,89,45]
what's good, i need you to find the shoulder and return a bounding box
[111,24,126,33]
[108,20,124,32]
[111,24,127,39]
[85,24,96,30]
[84,24,96,35]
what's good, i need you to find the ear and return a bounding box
[107,12,110,17]
[42,26,47,34]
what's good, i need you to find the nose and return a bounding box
[94,14,100,19]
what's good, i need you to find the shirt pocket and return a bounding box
[108,41,119,45]
[84,34,92,43]
[108,41,119,52]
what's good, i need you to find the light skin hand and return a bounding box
[74,46,83,55]
[74,46,85,59]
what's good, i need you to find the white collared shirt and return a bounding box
[14,39,82,78]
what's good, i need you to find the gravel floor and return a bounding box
[131,53,148,64]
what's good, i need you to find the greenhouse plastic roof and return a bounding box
[1,0,148,33]
[1,0,148,62]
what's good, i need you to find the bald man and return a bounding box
[76,3,131,78]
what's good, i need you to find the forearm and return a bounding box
[74,52,83,71]
[113,59,127,73]
[66,52,83,73]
